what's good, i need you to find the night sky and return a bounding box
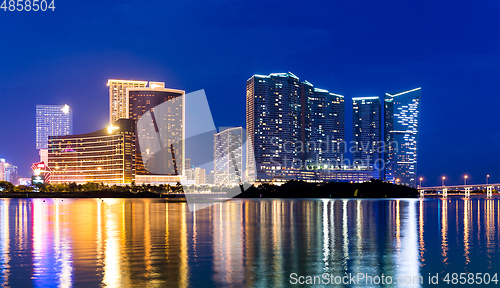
[0,0,499,186]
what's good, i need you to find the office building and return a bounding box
[36,104,73,163]
[352,97,381,170]
[384,87,421,186]
[246,72,345,182]
[214,127,243,185]
[108,79,148,124]
[48,119,135,185]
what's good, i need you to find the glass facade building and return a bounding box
[127,82,185,176]
[36,104,73,149]
[352,97,381,171]
[384,88,421,186]
[246,72,345,182]
[48,119,136,185]
[214,127,243,185]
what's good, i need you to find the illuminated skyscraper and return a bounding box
[214,127,243,185]
[36,104,73,164]
[108,79,148,124]
[305,87,345,167]
[246,72,345,181]
[384,87,421,186]
[36,104,73,149]
[352,97,381,170]
[246,72,302,180]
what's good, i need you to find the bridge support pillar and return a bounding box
[487,186,493,198]
[419,190,424,198]
[443,188,447,198]
[465,187,470,197]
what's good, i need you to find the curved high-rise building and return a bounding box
[126,82,185,176]
[384,87,421,187]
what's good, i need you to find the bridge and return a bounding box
[419,183,500,198]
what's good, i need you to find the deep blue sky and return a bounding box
[0,0,499,186]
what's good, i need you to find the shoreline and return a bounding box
[0,180,421,199]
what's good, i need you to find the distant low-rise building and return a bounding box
[214,127,243,185]
[195,167,205,185]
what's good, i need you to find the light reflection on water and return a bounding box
[0,197,499,287]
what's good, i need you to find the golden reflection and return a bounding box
[165,202,169,261]
[180,204,188,288]
[103,201,126,288]
[441,199,448,265]
[486,199,494,253]
[144,203,152,278]
[418,199,425,266]
[96,201,103,276]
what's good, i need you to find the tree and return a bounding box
[14,185,32,193]
[0,181,14,192]
[68,182,77,192]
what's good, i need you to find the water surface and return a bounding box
[0,197,499,287]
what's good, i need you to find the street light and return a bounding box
[487,174,490,185]
[396,178,400,185]
[419,177,423,188]
[442,176,446,186]
[464,175,468,186]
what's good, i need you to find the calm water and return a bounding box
[0,197,499,287]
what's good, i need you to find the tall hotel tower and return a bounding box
[108,79,148,124]
[214,127,243,185]
[126,82,185,179]
[305,87,345,167]
[246,72,345,181]
[246,72,302,180]
[36,104,73,164]
[384,88,421,186]
[352,97,381,171]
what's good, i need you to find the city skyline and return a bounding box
[0,1,499,186]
